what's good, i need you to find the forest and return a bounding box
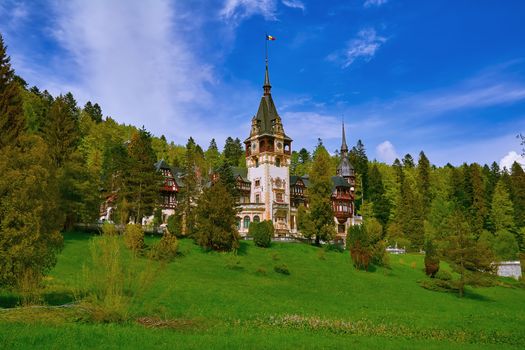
[1,32,525,290]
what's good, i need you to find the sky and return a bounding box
[1,0,525,168]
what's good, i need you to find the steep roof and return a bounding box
[232,167,250,182]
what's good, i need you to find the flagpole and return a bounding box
[265,32,268,65]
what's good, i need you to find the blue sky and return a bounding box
[1,0,525,168]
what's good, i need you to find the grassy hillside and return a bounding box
[1,232,524,349]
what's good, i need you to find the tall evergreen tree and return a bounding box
[490,179,516,233]
[510,162,525,229]
[306,142,335,244]
[349,139,369,203]
[0,34,25,149]
[469,163,487,237]
[42,95,80,168]
[83,101,103,123]
[441,211,495,298]
[125,128,161,224]
[402,153,415,168]
[194,180,240,252]
[368,164,391,226]
[204,138,221,173]
[0,135,63,287]
[180,137,200,235]
[223,136,243,166]
[417,151,432,215]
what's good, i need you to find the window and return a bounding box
[276,192,283,202]
[255,194,260,203]
[255,180,260,187]
[255,158,259,167]
[290,215,295,230]
[253,216,260,223]
[338,224,346,234]
[275,158,281,167]
[243,216,250,229]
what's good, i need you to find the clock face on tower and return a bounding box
[252,143,257,150]
[277,142,282,149]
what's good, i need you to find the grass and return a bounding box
[1,231,524,349]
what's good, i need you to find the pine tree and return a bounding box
[223,136,243,166]
[125,128,161,223]
[469,163,487,237]
[368,164,391,226]
[510,162,525,229]
[0,34,25,149]
[205,138,222,173]
[194,180,240,251]
[349,140,369,205]
[42,95,80,168]
[441,211,495,297]
[180,137,200,235]
[417,151,432,215]
[402,153,415,168]
[308,142,335,244]
[83,101,103,123]
[490,179,516,233]
[0,135,63,287]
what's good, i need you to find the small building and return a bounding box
[496,261,522,280]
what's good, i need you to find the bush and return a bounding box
[347,219,388,271]
[101,222,118,236]
[424,239,440,278]
[250,220,273,248]
[152,232,178,262]
[123,224,144,254]
[435,270,452,281]
[274,264,290,275]
[167,212,183,237]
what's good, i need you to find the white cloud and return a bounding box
[500,151,525,171]
[364,0,388,8]
[376,140,398,163]
[327,28,387,68]
[281,0,305,11]
[220,0,277,24]
[48,0,216,143]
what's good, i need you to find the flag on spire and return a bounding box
[266,35,276,41]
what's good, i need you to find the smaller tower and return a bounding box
[336,121,355,186]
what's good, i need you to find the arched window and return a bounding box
[253,215,260,223]
[275,158,281,167]
[243,216,250,229]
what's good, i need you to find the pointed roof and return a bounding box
[341,121,348,154]
[247,62,292,141]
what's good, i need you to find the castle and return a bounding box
[102,62,358,239]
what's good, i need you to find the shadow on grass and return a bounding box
[62,231,96,242]
[43,290,76,306]
[0,294,19,308]
[463,290,494,302]
[236,241,250,256]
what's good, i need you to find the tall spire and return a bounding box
[263,61,271,96]
[341,120,348,155]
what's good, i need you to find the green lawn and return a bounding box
[1,231,524,349]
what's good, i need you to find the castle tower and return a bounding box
[336,121,356,187]
[244,62,292,234]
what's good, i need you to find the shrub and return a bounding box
[152,232,178,262]
[274,264,290,275]
[435,270,452,281]
[347,219,388,271]
[124,224,144,254]
[167,212,183,237]
[101,222,118,236]
[251,220,273,248]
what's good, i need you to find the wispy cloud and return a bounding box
[220,0,278,24]
[48,0,216,143]
[327,27,387,68]
[363,0,388,8]
[281,0,305,12]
